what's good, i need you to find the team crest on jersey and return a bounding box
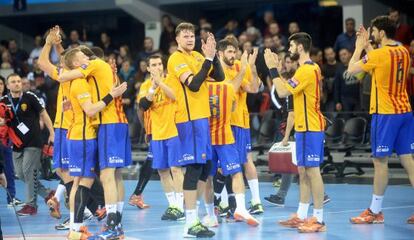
[80,64,88,70]
[362,55,368,64]
[287,78,299,88]
[21,103,27,111]
[77,93,90,100]
[175,63,188,72]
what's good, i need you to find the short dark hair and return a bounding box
[345,18,355,24]
[146,54,162,65]
[388,8,399,15]
[217,37,238,52]
[371,15,396,39]
[6,73,20,83]
[78,45,95,58]
[288,32,312,53]
[310,47,321,57]
[90,46,104,59]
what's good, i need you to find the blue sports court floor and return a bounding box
[1,180,413,239]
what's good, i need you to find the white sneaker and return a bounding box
[234,210,260,227]
[202,215,219,228]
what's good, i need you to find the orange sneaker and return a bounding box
[67,226,92,240]
[297,217,326,233]
[350,209,384,224]
[129,194,150,209]
[279,214,305,228]
[234,210,260,227]
[407,214,414,224]
[47,197,61,219]
[95,207,107,221]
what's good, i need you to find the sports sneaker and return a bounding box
[67,226,92,240]
[264,195,285,207]
[7,198,24,207]
[95,207,107,221]
[55,217,70,230]
[248,202,264,215]
[279,213,305,228]
[170,207,185,221]
[44,190,56,205]
[297,217,327,233]
[47,196,61,219]
[310,194,331,206]
[128,194,150,209]
[183,221,215,238]
[91,227,122,240]
[272,178,282,188]
[233,210,260,227]
[216,205,230,217]
[17,204,37,216]
[161,207,175,221]
[407,214,414,224]
[350,209,384,224]
[202,215,219,228]
[83,210,94,222]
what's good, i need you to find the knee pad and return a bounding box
[183,164,203,190]
[199,161,212,182]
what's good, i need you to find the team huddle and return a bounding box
[15,14,414,240]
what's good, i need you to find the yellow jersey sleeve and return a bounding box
[137,79,152,103]
[284,67,310,95]
[78,59,100,78]
[359,50,380,72]
[50,66,60,81]
[170,54,192,80]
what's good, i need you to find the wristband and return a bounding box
[102,94,113,106]
[269,68,279,79]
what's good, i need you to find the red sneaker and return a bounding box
[350,209,384,224]
[47,196,61,219]
[297,217,327,233]
[407,214,414,224]
[129,194,150,209]
[17,204,37,216]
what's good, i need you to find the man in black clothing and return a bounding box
[0,73,55,216]
[334,48,361,119]
[321,47,340,112]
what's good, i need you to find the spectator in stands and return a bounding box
[272,34,286,53]
[238,32,248,48]
[216,19,240,40]
[334,18,356,53]
[195,25,212,52]
[168,41,178,57]
[268,22,287,46]
[321,46,340,112]
[310,47,323,67]
[246,26,263,46]
[117,44,132,67]
[242,41,253,54]
[8,39,28,75]
[99,32,116,56]
[160,14,176,55]
[27,58,45,82]
[334,48,360,119]
[137,37,158,63]
[288,21,300,36]
[388,8,413,46]
[119,59,136,83]
[1,51,12,70]
[68,30,82,48]
[28,36,42,66]
[0,40,8,56]
[262,10,275,36]
[134,59,148,90]
[21,77,31,92]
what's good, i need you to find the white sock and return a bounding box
[235,193,246,213]
[106,204,117,214]
[221,187,228,207]
[69,212,74,230]
[176,192,184,211]
[54,184,66,203]
[297,202,310,220]
[72,222,82,232]
[185,209,198,227]
[165,192,176,207]
[196,200,201,214]
[205,203,214,217]
[313,208,324,223]
[117,201,124,213]
[369,194,384,214]
[248,179,261,204]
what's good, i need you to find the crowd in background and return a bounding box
[0,8,413,145]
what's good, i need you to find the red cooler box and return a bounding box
[268,142,298,174]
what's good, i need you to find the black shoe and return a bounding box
[248,202,264,215]
[184,221,215,238]
[264,195,285,207]
[55,217,70,230]
[161,207,174,220]
[216,205,230,217]
[310,194,331,206]
[170,207,185,221]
